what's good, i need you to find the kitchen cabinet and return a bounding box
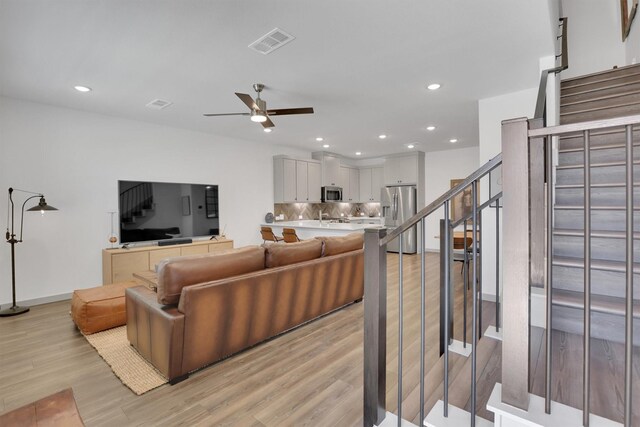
[384,154,419,185]
[359,167,384,202]
[340,166,360,202]
[273,156,322,203]
[311,152,341,186]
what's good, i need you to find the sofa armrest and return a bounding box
[126,286,185,381]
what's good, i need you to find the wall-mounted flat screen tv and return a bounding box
[118,180,219,244]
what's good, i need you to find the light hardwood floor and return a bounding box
[0,253,636,426]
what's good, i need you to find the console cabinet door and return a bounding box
[307,161,322,202]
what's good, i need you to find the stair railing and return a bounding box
[364,154,502,427]
[502,114,640,427]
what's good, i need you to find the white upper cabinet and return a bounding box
[384,155,418,185]
[340,166,360,202]
[274,157,322,203]
[322,154,341,186]
[360,167,384,202]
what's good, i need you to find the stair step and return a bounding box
[553,232,640,263]
[554,228,640,239]
[561,80,640,104]
[561,64,640,89]
[556,182,640,189]
[554,209,640,231]
[558,127,640,151]
[556,159,640,170]
[555,163,640,185]
[553,264,640,299]
[560,101,640,124]
[555,185,640,206]
[553,255,640,274]
[555,205,640,211]
[552,289,640,318]
[560,90,640,113]
[558,145,640,165]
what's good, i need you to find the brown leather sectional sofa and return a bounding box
[125,233,364,383]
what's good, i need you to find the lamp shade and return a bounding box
[26,196,58,212]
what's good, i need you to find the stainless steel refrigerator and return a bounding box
[381,185,417,253]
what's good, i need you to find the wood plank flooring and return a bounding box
[0,252,635,426]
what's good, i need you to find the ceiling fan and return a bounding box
[203,83,314,128]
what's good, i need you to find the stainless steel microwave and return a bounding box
[321,186,343,202]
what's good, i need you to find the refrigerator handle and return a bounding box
[392,192,398,220]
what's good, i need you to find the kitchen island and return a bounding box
[261,219,384,240]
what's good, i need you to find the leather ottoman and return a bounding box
[71,281,139,334]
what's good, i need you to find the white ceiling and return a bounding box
[0,1,554,158]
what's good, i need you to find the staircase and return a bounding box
[552,64,640,342]
[120,182,154,224]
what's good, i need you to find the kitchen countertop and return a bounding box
[261,220,383,232]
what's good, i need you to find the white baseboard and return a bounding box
[1,292,71,308]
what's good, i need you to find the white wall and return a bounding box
[478,87,538,300]
[562,0,626,79]
[626,14,640,64]
[424,146,479,251]
[0,96,308,304]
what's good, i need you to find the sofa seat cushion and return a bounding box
[157,246,265,305]
[71,280,139,334]
[316,232,364,256]
[264,239,323,268]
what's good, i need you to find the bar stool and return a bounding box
[260,226,283,243]
[282,228,301,243]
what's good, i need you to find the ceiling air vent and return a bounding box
[248,28,295,55]
[145,99,173,110]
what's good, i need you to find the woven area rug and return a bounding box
[84,326,167,395]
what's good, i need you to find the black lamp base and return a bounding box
[0,306,30,317]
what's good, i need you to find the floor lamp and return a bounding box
[1,187,58,317]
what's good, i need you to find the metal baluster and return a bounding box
[464,219,468,347]
[478,210,483,339]
[545,133,554,414]
[443,201,451,417]
[583,130,591,427]
[471,180,478,426]
[420,217,426,425]
[495,201,500,332]
[624,125,634,427]
[398,233,404,427]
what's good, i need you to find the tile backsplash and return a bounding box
[273,202,381,221]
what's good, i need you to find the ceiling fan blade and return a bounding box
[266,107,314,116]
[203,113,250,117]
[261,117,275,128]
[235,92,258,110]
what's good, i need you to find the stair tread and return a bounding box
[561,80,640,99]
[559,141,640,154]
[561,65,640,87]
[560,89,640,107]
[555,205,640,211]
[553,255,640,274]
[553,228,640,240]
[560,99,640,117]
[556,159,640,170]
[555,182,640,189]
[552,289,640,318]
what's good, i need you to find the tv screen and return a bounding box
[118,180,219,244]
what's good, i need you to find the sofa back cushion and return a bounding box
[264,239,323,268]
[156,246,265,305]
[316,232,364,257]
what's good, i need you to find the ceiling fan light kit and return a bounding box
[204,83,314,129]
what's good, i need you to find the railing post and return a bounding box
[364,227,387,427]
[439,218,453,356]
[501,117,531,411]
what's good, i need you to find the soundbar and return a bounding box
[158,238,193,247]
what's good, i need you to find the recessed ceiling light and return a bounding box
[322,144,330,148]
[74,85,91,93]
[449,138,458,143]
[355,152,362,156]
[426,126,436,131]
[263,128,272,133]
[316,137,324,142]
[407,144,415,149]
[378,134,387,139]
[427,83,441,91]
